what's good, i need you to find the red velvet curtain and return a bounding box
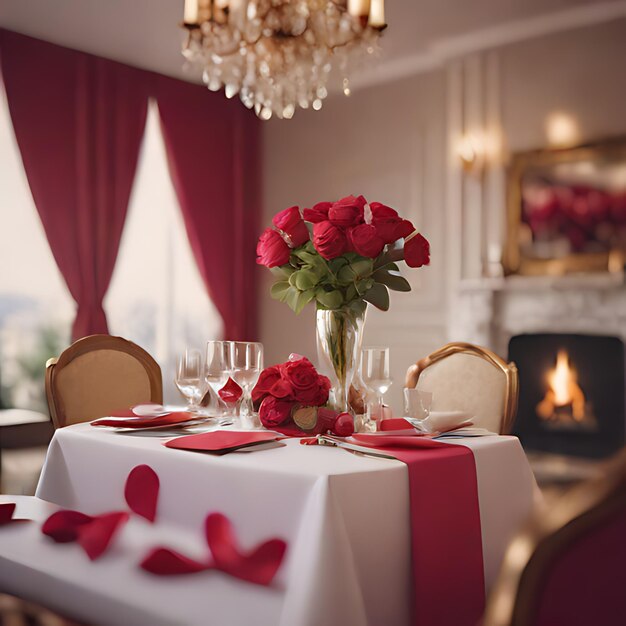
[0,29,149,340]
[156,76,261,341]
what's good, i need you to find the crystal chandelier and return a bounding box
[181,1,386,120]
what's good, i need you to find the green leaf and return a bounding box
[294,268,319,291]
[295,289,315,314]
[363,283,390,311]
[269,266,294,280]
[356,278,374,296]
[373,269,411,292]
[337,265,356,286]
[329,257,349,273]
[316,289,344,310]
[285,286,301,312]
[350,258,374,278]
[374,246,404,269]
[349,299,368,316]
[375,261,400,273]
[270,281,291,301]
[345,284,358,302]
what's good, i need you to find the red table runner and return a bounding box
[356,437,485,626]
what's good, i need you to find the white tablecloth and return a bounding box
[0,424,537,625]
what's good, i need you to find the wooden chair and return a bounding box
[405,342,518,434]
[482,448,626,626]
[45,335,162,429]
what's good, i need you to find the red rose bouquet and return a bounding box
[256,196,430,315]
[252,354,354,437]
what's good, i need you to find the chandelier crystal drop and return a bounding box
[182,0,386,120]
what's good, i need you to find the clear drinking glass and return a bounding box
[404,388,433,420]
[361,347,392,427]
[205,340,230,415]
[175,349,207,411]
[229,341,263,421]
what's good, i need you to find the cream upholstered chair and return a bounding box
[482,448,626,626]
[404,342,518,434]
[45,335,162,429]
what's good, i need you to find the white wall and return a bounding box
[260,18,626,414]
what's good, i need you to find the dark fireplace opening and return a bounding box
[508,333,625,459]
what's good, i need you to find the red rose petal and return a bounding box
[233,539,287,586]
[0,503,16,525]
[125,464,160,522]
[42,510,94,543]
[140,547,210,575]
[77,512,129,560]
[205,513,287,586]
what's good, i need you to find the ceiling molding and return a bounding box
[351,0,626,90]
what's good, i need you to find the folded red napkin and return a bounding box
[165,430,281,454]
[380,417,414,431]
[140,512,287,586]
[0,502,30,526]
[91,411,195,428]
[351,432,445,449]
[218,377,243,403]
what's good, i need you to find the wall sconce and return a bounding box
[545,112,580,148]
[457,133,485,175]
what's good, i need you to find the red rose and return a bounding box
[256,228,291,268]
[259,396,293,428]
[404,232,430,268]
[303,202,332,223]
[312,221,348,260]
[348,224,385,258]
[251,365,281,403]
[328,195,366,227]
[394,219,416,240]
[370,202,403,244]
[281,359,330,405]
[272,206,309,248]
[332,412,355,437]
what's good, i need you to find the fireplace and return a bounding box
[509,333,625,459]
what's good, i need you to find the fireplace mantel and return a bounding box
[452,271,626,357]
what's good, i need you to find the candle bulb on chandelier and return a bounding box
[183,0,199,25]
[348,0,371,18]
[368,0,385,27]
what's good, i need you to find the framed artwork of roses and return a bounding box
[503,137,626,276]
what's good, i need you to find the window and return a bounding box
[0,91,222,410]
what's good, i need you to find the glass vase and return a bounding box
[316,305,367,414]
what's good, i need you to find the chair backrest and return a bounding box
[45,335,162,428]
[405,342,518,434]
[482,448,626,626]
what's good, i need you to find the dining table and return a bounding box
[0,421,539,626]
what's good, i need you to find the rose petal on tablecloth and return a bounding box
[77,512,129,561]
[42,510,94,543]
[140,547,210,575]
[125,465,159,522]
[205,513,287,586]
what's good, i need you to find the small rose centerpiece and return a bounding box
[252,354,354,437]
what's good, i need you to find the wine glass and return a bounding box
[205,340,230,415]
[229,341,263,423]
[175,349,207,411]
[361,347,393,428]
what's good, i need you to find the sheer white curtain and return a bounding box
[106,101,223,403]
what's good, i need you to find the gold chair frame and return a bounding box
[45,334,163,429]
[482,448,626,626]
[404,342,519,435]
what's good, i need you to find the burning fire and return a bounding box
[536,350,587,422]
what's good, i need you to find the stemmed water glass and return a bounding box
[175,348,207,411]
[205,340,230,416]
[229,341,263,422]
[361,347,393,427]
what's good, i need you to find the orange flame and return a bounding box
[536,350,587,422]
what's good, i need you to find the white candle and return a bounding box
[348,0,370,18]
[368,0,385,26]
[184,0,199,24]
